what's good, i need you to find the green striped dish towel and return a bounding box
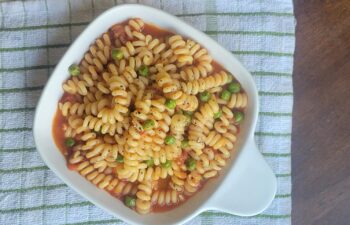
[0,0,294,224]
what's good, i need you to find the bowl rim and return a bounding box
[33,4,276,225]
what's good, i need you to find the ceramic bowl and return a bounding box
[33,4,276,225]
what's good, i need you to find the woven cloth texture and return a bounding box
[0,0,294,224]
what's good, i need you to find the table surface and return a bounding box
[292,0,350,224]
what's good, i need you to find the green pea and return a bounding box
[199,91,211,102]
[64,138,75,147]
[213,110,222,119]
[165,99,176,109]
[138,65,149,77]
[161,160,172,169]
[68,64,80,76]
[111,48,124,60]
[234,111,244,123]
[220,90,231,101]
[181,140,189,148]
[144,158,154,167]
[116,154,124,163]
[165,135,176,145]
[124,196,136,208]
[142,119,155,130]
[227,82,241,93]
[185,158,196,171]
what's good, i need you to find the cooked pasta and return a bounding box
[151,189,185,206]
[181,71,233,95]
[52,18,247,214]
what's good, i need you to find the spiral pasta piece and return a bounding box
[78,161,112,186]
[113,181,137,197]
[120,41,136,59]
[185,40,201,56]
[62,77,89,95]
[128,18,144,32]
[86,142,119,163]
[68,146,85,164]
[155,70,198,111]
[117,151,148,182]
[178,41,213,80]
[117,56,142,72]
[168,35,193,66]
[106,68,135,121]
[180,66,206,81]
[170,114,188,141]
[226,92,248,109]
[151,189,184,206]
[63,124,77,138]
[136,181,152,214]
[108,65,136,91]
[184,171,202,195]
[147,37,167,55]
[83,33,112,72]
[181,71,233,95]
[188,99,219,154]
[169,163,187,192]
[64,115,88,135]
[80,60,100,78]
[209,154,227,171]
[193,147,227,177]
[205,130,232,149]
[134,47,154,65]
[82,115,128,135]
[59,102,85,117]
[59,98,110,117]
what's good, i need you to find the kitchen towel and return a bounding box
[0,0,294,224]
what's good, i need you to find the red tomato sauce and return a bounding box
[52,109,68,156]
[142,23,174,38]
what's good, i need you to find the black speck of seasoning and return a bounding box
[129,104,135,112]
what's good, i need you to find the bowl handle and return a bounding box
[206,137,277,216]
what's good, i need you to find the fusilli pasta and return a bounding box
[53,18,247,214]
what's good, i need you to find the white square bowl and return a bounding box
[33,4,277,225]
